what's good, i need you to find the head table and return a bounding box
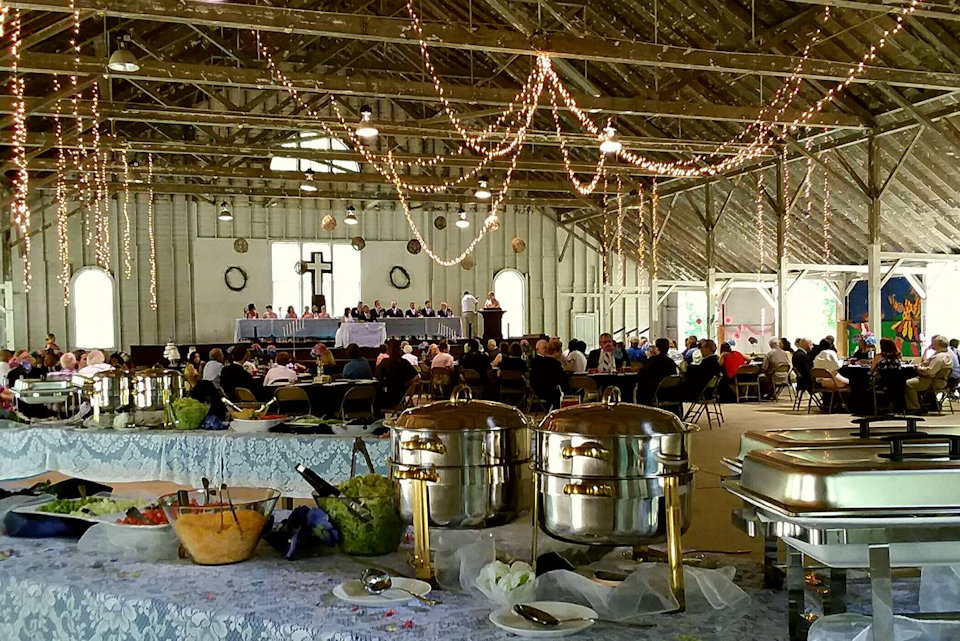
[235,318,463,345]
[0,423,389,497]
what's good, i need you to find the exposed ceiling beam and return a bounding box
[5,0,960,91]
[0,52,865,127]
[785,0,960,23]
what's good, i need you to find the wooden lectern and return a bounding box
[480,308,505,342]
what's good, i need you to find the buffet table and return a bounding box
[234,318,340,342]
[0,535,796,641]
[0,424,389,497]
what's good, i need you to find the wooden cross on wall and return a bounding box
[301,251,334,297]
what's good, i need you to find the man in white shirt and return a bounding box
[202,348,224,390]
[385,301,403,318]
[461,290,479,339]
[263,351,298,386]
[906,335,953,412]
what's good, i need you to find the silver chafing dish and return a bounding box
[130,368,185,426]
[725,430,960,641]
[532,388,696,610]
[386,386,530,579]
[11,378,79,405]
[81,369,132,414]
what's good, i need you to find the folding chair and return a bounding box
[568,375,601,403]
[430,367,455,400]
[460,368,485,399]
[498,369,528,407]
[275,385,311,416]
[652,375,684,416]
[772,364,793,401]
[684,375,723,429]
[809,367,848,414]
[735,365,761,403]
[339,385,377,420]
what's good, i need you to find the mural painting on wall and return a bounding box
[846,277,923,357]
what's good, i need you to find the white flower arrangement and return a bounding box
[475,560,537,606]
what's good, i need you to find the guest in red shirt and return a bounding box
[719,342,747,380]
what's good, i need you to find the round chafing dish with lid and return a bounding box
[132,367,185,412]
[534,387,696,545]
[88,369,131,413]
[387,386,530,528]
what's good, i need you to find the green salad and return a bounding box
[317,474,404,556]
[38,497,147,517]
[171,397,209,430]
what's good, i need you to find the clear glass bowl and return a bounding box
[158,487,280,565]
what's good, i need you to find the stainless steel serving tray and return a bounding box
[736,437,960,517]
[11,379,79,404]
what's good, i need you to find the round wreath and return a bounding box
[389,265,411,290]
[224,266,248,292]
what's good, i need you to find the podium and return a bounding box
[480,308,505,342]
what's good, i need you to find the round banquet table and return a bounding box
[586,372,638,402]
[838,364,916,415]
[275,379,378,418]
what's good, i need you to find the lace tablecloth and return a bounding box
[0,424,389,496]
[336,323,388,348]
[0,535,791,641]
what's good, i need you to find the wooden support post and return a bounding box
[705,182,717,341]
[776,154,788,341]
[867,134,882,334]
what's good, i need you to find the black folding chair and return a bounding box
[684,375,724,429]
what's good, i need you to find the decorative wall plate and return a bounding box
[233,237,249,253]
[406,239,422,255]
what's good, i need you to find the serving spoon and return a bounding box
[513,604,654,629]
[360,568,440,605]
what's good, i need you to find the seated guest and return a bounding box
[44,333,62,354]
[352,301,365,318]
[422,300,437,317]
[359,305,373,322]
[220,345,257,401]
[626,337,647,363]
[586,332,622,372]
[310,343,336,371]
[486,339,500,362]
[905,335,953,413]
[491,341,508,368]
[46,352,78,380]
[948,338,960,391]
[375,344,389,367]
[564,340,587,374]
[182,351,202,389]
[301,306,315,319]
[342,307,355,323]
[437,302,453,318]
[760,337,790,396]
[402,344,420,368]
[779,337,795,354]
[376,339,418,409]
[431,341,455,369]
[499,342,529,374]
[424,343,439,364]
[683,339,720,400]
[812,339,849,390]
[202,348,224,390]
[682,336,699,364]
[530,340,568,409]
[792,339,814,395]
[285,306,298,319]
[461,339,492,379]
[405,301,420,318]
[317,305,331,319]
[852,334,877,361]
[872,337,906,412]
[667,341,684,367]
[385,301,403,317]
[371,300,386,319]
[77,349,112,378]
[341,343,372,380]
[0,349,10,387]
[264,351,298,386]
[718,342,748,401]
[262,305,278,319]
[244,303,259,319]
[636,338,678,404]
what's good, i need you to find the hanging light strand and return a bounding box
[823,164,832,264]
[651,179,660,279]
[53,79,70,304]
[755,173,765,271]
[781,148,790,259]
[636,186,646,274]
[615,173,625,292]
[121,150,133,279]
[9,8,31,292]
[147,153,157,311]
[547,84,607,195]
[601,169,610,285]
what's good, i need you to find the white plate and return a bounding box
[489,602,597,638]
[230,418,285,433]
[332,577,432,607]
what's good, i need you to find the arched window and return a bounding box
[493,269,526,337]
[72,268,116,349]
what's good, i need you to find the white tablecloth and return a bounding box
[335,322,388,348]
[0,423,388,497]
[234,318,340,342]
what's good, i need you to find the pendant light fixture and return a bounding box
[107,32,140,73]
[475,177,492,200]
[217,201,233,222]
[455,206,470,229]
[356,105,379,139]
[344,204,359,225]
[599,125,622,154]
[300,167,318,192]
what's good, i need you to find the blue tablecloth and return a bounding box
[0,535,793,641]
[235,318,340,342]
[0,424,389,497]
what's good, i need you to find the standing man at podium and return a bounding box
[461,290,479,339]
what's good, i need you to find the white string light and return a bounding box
[636,186,646,274]
[121,150,133,279]
[53,79,70,304]
[9,8,30,292]
[651,179,660,279]
[147,153,157,311]
[823,164,832,263]
[755,173,765,271]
